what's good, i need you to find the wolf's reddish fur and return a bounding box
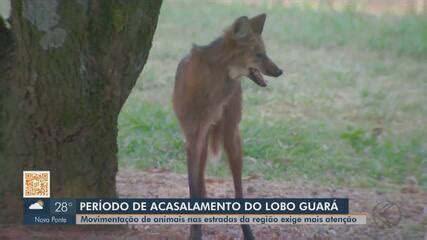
[173,14,283,240]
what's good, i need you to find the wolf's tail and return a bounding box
[208,122,223,164]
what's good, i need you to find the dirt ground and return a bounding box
[1,169,425,240]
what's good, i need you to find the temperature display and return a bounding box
[50,199,76,215]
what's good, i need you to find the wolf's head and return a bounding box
[225,14,283,87]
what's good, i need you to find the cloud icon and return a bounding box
[29,200,44,210]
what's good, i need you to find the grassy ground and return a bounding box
[118,1,427,191]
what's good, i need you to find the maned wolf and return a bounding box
[173,14,283,240]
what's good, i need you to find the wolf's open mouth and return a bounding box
[248,68,267,87]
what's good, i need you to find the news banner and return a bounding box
[23,171,366,225]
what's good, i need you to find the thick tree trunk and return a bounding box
[0,0,162,223]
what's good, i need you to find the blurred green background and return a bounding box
[118,0,427,191]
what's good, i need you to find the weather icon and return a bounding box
[29,200,44,210]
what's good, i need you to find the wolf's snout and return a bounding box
[266,68,283,77]
[274,69,283,77]
[263,57,283,78]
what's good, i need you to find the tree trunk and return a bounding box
[0,0,162,223]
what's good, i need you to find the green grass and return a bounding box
[118,1,427,190]
[268,6,427,57]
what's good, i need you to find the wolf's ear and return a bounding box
[250,13,266,34]
[232,16,251,39]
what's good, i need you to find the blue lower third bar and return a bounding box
[23,198,350,224]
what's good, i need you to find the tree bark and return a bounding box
[0,0,162,223]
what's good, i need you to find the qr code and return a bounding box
[23,171,50,198]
